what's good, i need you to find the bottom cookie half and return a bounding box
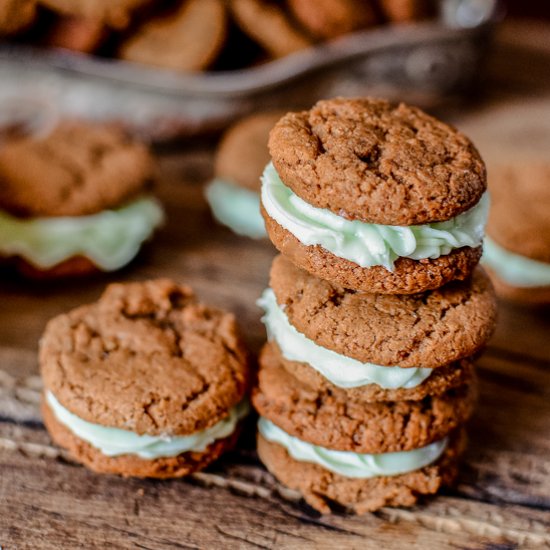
[257,429,465,514]
[263,208,482,295]
[43,402,241,479]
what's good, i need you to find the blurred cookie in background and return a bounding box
[0,0,37,36]
[378,0,431,22]
[0,118,164,279]
[37,0,149,29]
[230,0,311,59]
[206,111,285,239]
[287,0,378,40]
[44,15,108,54]
[483,157,550,304]
[119,0,227,72]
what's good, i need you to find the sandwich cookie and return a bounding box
[263,98,488,294]
[206,111,284,239]
[253,342,476,454]
[0,120,163,279]
[119,0,227,72]
[482,159,550,303]
[40,279,251,478]
[267,255,497,370]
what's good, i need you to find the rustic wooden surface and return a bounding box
[1,20,550,549]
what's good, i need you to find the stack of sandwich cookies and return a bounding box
[0,120,164,278]
[254,255,495,513]
[206,111,284,239]
[254,97,497,514]
[262,98,488,294]
[482,159,550,303]
[40,279,250,477]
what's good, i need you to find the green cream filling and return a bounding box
[0,196,164,271]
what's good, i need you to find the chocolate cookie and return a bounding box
[253,343,476,453]
[270,254,497,368]
[257,428,464,514]
[120,0,226,72]
[287,0,377,40]
[0,0,36,35]
[0,120,154,217]
[268,98,486,225]
[230,0,311,58]
[40,279,251,477]
[215,112,287,193]
[38,0,148,29]
[263,208,483,294]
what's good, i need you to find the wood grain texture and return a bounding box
[1,20,550,548]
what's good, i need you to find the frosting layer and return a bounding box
[0,196,164,270]
[261,162,488,270]
[259,417,447,479]
[46,391,249,459]
[206,178,266,239]
[483,237,550,287]
[258,288,432,389]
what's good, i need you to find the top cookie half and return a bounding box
[268,97,486,226]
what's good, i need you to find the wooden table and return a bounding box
[1,20,549,549]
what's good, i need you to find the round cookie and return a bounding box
[482,158,550,303]
[38,0,149,29]
[119,0,226,72]
[257,428,465,514]
[0,120,154,217]
[287,0,378,40]
[263,208,483,294]
[270,254,497,369]
[215,112,287,193]
[0,0,36,36]
[253,343,476,453]
[40,278,250,477]
[268,98,486,225]
[230,0,312,59]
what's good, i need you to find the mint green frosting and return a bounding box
[258,288,431,389]
[483,237,550,287]
[205,178,266,239]
[0,196,164,271]
[261,163,489,271]
[259,418,447,479]
[47,391,249,459]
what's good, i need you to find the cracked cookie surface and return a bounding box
[40,279,250,435]
[270,254,497,368]
[268,97,486,225]
[0,120,154,217]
